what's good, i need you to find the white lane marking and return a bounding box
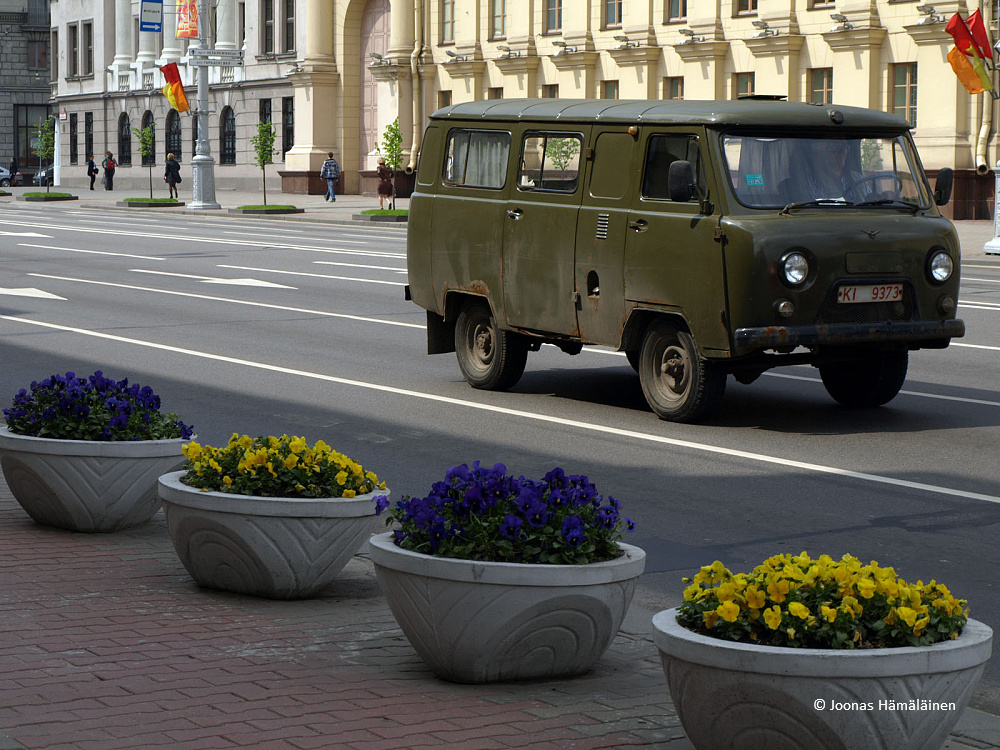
[0,288,66,300]
[2,313,999,506]
[302,260,406,272]
[0,231,51,237]
[295,247,406,258]
[129,269,296,288]
[19,243,166,261]
[953,342,1000,351]
[963,277,1000,284]
[26,273,423,328]
[218,264,407,286]
[223,228,307,235]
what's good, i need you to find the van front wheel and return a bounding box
[455,301,528,391]
[639,322,726,422]
[819,350,908,407]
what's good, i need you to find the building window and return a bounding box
[488,87,503,100]
[263,0,274,53]
[284,0,295,51]
[601,80,619,99]
[736,0,758,14]
[811,0,835,7]
[664,77,684,99]
[891,63,918,127]
[69,113,78,164]
[734,72,755,98]
[282,96,294,158]
[220,107,237,164]
[85,111,94,160]
[28,40,48,70]
[667,0,687,21]
[238,2,246,48]
[166,109,182,160]
[544,0,562,33]
[604,0,622,28]
[82,21,93,75]
[259,98,271,123]
[442,0,455,43]
[491,0,505,39]
[50,30,58,80]
[542,84,559,98]
[118,113,132,165]
[809,68,833,104]
[68,23,79,76]
[15,105,50,168]
[438,90,452,108]
[140,111,156,166]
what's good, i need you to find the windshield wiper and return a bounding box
[780,199,855,215]
[853,198,922,214]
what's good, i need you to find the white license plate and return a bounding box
[836,283,904,304]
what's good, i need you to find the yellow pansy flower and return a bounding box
[821,605,837,623]
[788,602,810,620]
[717,601,740,623]
[764,605,782,630]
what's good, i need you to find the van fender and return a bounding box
[427,289,495,355]
[621,308,695,357]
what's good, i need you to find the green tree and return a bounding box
[250,121,277,205]
[379,118,403,209]
[547,137,579,174]
[31,119,55,194]
[133,126,156,198]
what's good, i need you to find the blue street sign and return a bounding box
[140,0,163,32]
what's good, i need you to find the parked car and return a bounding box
[0,167,23,187]
[33,168,52,186]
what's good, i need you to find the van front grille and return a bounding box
[596,214,609,240]
[815,281,916,325]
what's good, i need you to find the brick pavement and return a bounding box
[1,474,999,750]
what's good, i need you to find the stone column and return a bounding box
[137,20,158,65]
[112,0,132,67]
[215,0,236,49]
[161,0,183,63]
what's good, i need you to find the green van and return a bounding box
[404,98,963,422]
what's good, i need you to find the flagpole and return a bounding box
[189,0,220,209]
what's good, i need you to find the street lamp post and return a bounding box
[188,0,220,209]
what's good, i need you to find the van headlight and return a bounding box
[780,251,809,286]
[927,250,954,284]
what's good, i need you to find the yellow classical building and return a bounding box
[48,0,999,217]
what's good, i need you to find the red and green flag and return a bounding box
[160,63,190,113]
[946,11,994,95]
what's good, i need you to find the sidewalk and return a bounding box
[0,473,998,750]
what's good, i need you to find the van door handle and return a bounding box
[507,208,523,220]
[629,220,648,232]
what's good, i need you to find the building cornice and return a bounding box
[607,46,661,67]
[744,34,805,58]
[550,50,601,71]
[493,55,541,75]
[822,26,887,50]
[443,60,487,78]
[672,40,730,63]
[903,21,951,46]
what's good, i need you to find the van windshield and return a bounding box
[722,133,933,210]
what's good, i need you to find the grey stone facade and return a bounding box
[0,0,51,176]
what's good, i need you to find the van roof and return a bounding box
[430,98,910,131]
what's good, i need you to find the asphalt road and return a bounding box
[2,203,1000,713]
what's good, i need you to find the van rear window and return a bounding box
[442,129,511,189]
[517,133,583,193]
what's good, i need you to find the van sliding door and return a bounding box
[502,128,589,336]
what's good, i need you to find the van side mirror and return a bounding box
[668,160,696,203]
[934,167,953,206]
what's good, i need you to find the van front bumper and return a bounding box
[733,319,965,355]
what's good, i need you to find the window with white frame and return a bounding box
[262,0,293,54]
[664,77,684,100]
[891,63,918,127]
[736,0,758,14]
[442,0,455,43]
[809,68,833,104]
[604,0,622,28]
[67,23,78,76]
[667,0,687,22]
[544,0,561,33]
[491,0,505,39]
[82,21,93,76]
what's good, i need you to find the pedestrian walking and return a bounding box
[320,152,339,202]
[8,157,16,176]
[86,153,98,190]
[377,157,394,209]
[164,153,181,199]
[102,151,117,190]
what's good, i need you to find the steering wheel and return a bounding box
[844,172,903,197]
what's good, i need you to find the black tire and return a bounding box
[819,350,908,407]
[455,300,528,391]
[638,321,726,423]
[625,350,640,373]
[0,178,10,188]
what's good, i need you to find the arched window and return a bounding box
[220,107,236,164]
[117,113,131,166]
[166,110,182,160]
[141,110,155,166]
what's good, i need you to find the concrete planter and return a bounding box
[352,213,408,222]
[158,471,388,599]
[651,607,993,750]
[369,532,646,683]
[19,195,78,202]
[118,200,185,208]
[228,207,304,215]
[0,427,188,532]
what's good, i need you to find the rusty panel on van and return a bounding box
[431,127,513,319]
[406,125,442,313]
[575,129,637,346]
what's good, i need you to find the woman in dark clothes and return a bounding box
[376,157,394,209]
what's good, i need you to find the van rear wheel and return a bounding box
[639,321,726,423]
[455,301,528,391]
[819,350,908,407]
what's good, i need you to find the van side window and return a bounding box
[641,134,703,201]
[442,129,511,189]
[517,133,583,193]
